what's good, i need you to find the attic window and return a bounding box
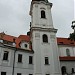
[24,44,28,48]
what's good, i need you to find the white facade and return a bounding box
[0,44,34,75]
[58,44,75,75]
[1,40,75,75]
[58,45,75,57]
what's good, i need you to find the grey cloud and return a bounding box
[50,0,74,37]
[0,0,74,37]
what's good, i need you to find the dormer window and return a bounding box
[41,10,46,18]
[24,44,28,48]
[20,41,29,49]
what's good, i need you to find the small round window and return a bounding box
[24,44,27,48]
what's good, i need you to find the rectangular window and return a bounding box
[1,72,6,75]
[18,54,22,63]
[45,57,49,65]
[29,56,33,64]
[3,51,9,60]
[46,74,50,75]
[29,74,33,75]
[17,73,21,75]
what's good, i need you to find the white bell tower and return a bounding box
[30,0,61,75]
[30,0,54,28]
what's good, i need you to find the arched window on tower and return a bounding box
[42,34,48,43]
[41,10,46,18]
[61,66,67,74]
[66,49,70,56]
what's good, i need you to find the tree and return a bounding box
[68,21,75,41]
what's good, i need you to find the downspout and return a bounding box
[12,39,16,75]
[12,48,16,75]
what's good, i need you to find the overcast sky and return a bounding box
[0,0,74,38]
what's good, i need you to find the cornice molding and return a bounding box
[31,1,52,6]
[31,27,57,33]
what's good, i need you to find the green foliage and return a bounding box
[69,32,75,41]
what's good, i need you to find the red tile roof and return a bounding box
[59,56,75,61]
[0,33,31,48]
[57,37,75,46]
[18,35,30,42]
[16,35,30,48]
[0,33,75,49]
[15,38,21,48]
[3,35,16,42]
